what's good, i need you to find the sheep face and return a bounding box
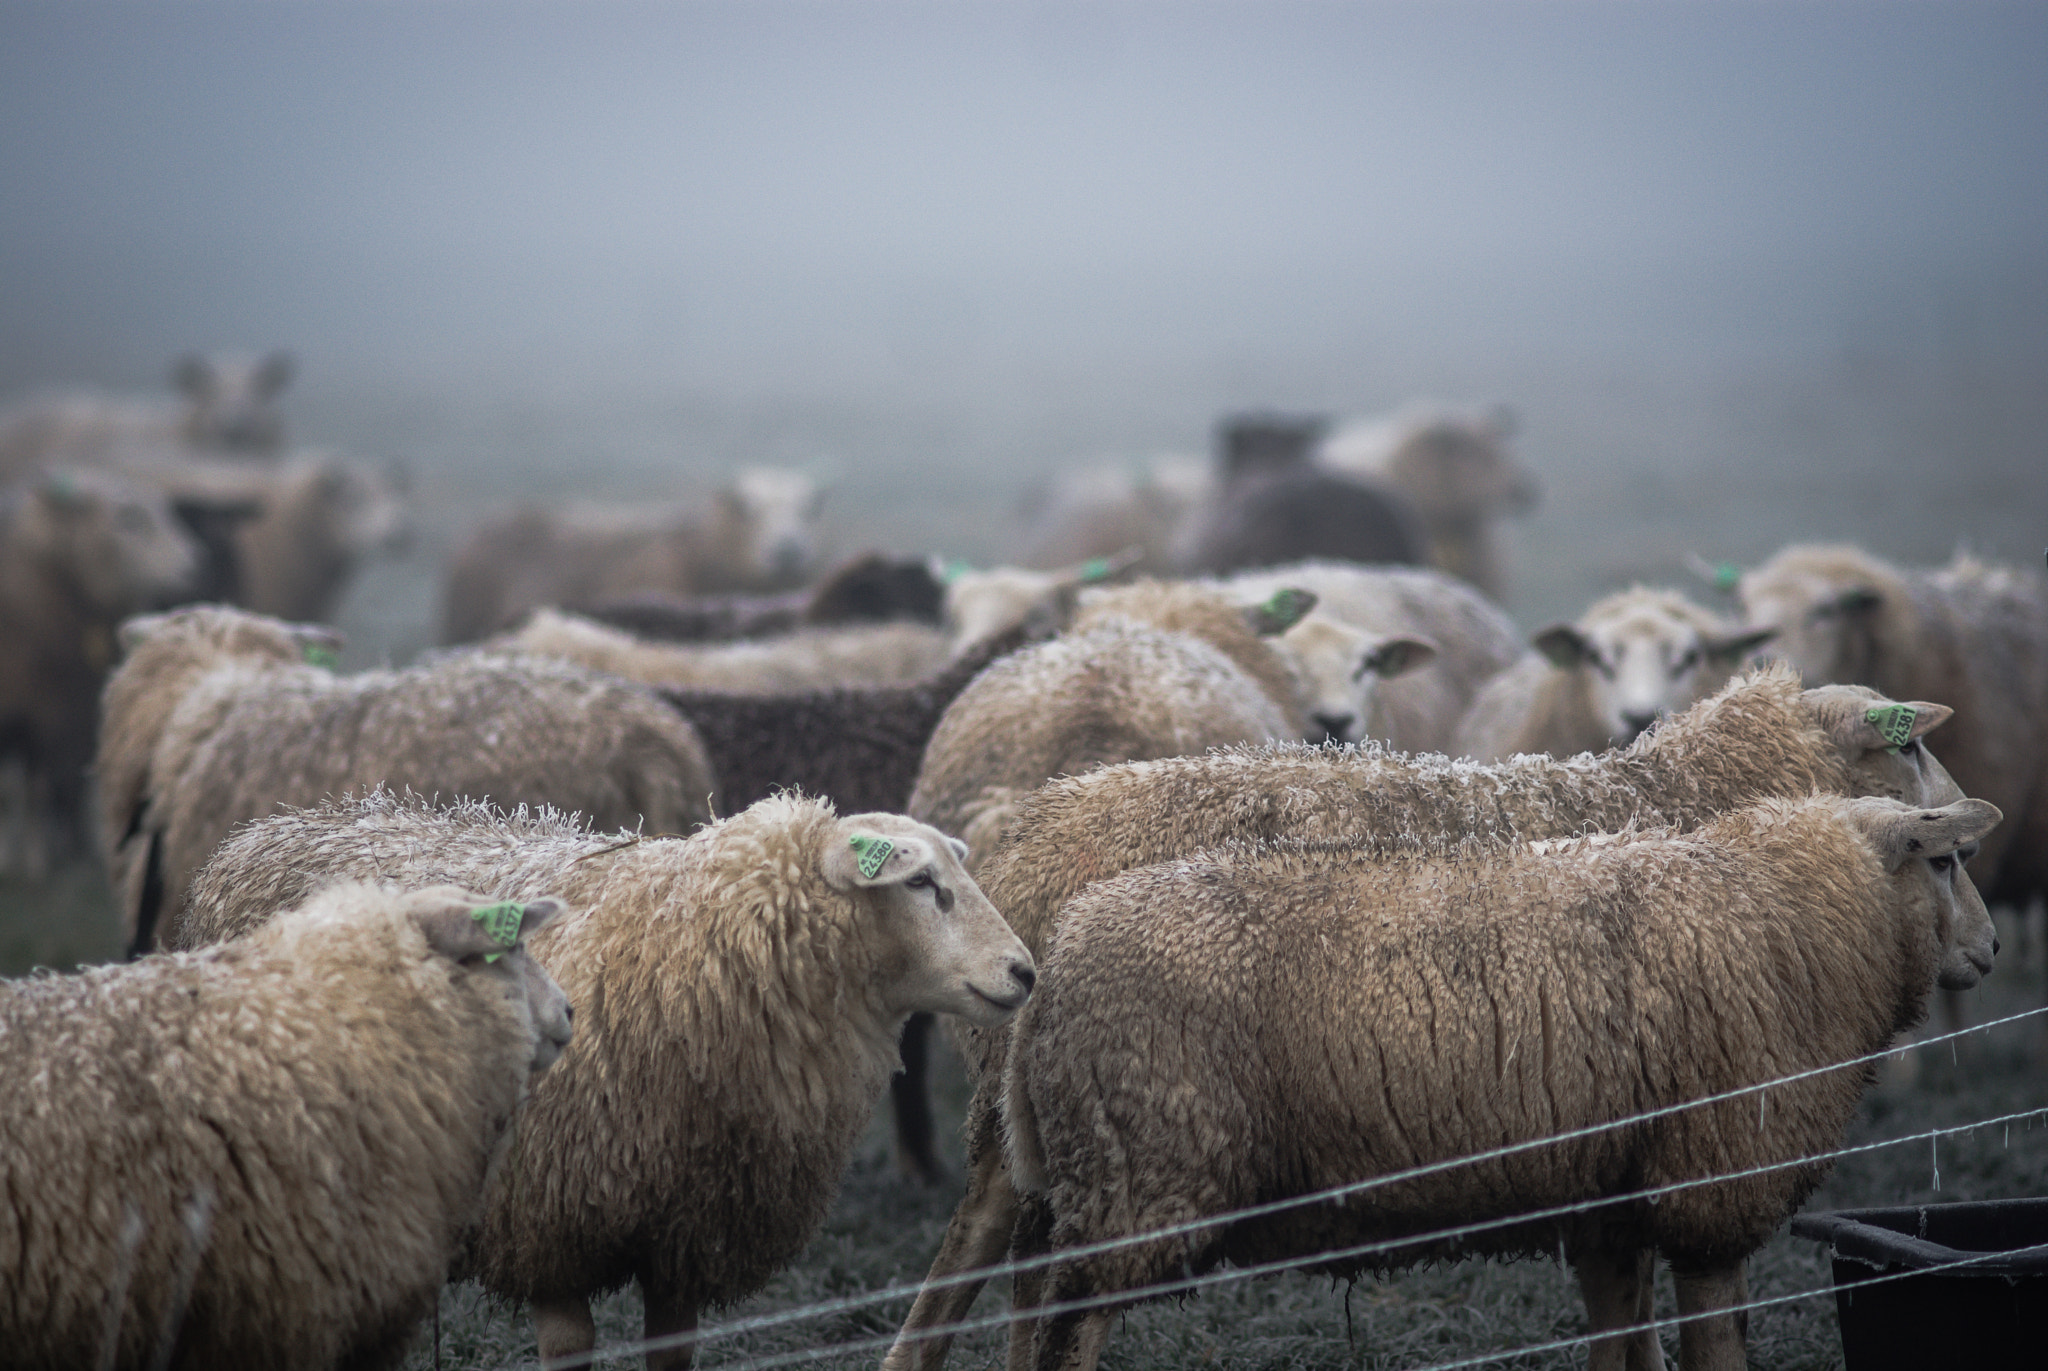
[407,886,575,1074]
[1537,590,1777,744]
[172,349,293,451]
[1843,797,2003,990]
[1382,415,1539,523]
[1803,683,1965,808]
[823,814,1035,1028]
[1276,616,1437,744]
[1735,549,1886,686]
[23,469,198,616]
[724,466,824,584]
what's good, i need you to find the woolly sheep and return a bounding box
[1455,586,1778,762]
[440,466,827,643]
[1737,544,2048,916]
[175,790,1036,1371]
[1003,793,2002,1371]
[1318,403,1538,599]
[1220,561,1520,751]
[0,468,197,871]
[0,351,295,480]
[583,551,944,642]
[910,579,1320,873]
[1173,464,1427,576]
[505,608,953,693]
[937,550,1136,652]
[883,665,1966,1369]
[100,604,717,955]
[1014,455,1212,575]
[0,880,570,1371]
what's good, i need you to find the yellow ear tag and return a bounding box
[470,901,525,963]
[848,834,894,879]
[1865,704,1916,753]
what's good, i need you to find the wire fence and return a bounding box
[552,1002,2048,1368]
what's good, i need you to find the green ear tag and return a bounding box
[1079,557,1111,583]
[470,901,524,963]
[302,643,339,670]
[940,559,973,585]
[1865,704,1917,753]
[1713,562,1741,593]
[1264,588,1311,631]
[848,834,894,879]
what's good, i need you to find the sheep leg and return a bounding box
[1671,1262,1747,1371]
[1029,1304,1110,1371]
[1571,1244,1665,1371]
[641,1284,699,1371]
[881,1144,1019,1370]
[533,1297,597,1370]
[1004,1191,1055,1371]
[892,1012,946,1184]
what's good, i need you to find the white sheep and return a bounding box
[1219,561,1520,751]
[440,466,827,643]
[1455,586,1778,762]
[174,790,1036,1371]
[98,604,718,955]
[504,607,953,692]
[883,665,1966,1370]
[0,880,570,1370]
[0,351,295,480]
[1003,794,2002,1371]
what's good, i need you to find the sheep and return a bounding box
[882,665,1967,1369]
[938,550,1138,652]
[99,604,717,956]
[1737,545,2048,919]
[1002,793,2003,1371]
[0,879,571,1371]
[1455,586,1779,762]
[1173,463,1428,576]
[909,579,1322,875]
[174,790,1036,1371]
[0,351,295,480]
[1014,455,1212,575]
[582,551,944,642]
[1219,561,1522,752]
[1319,403,1538,599]
[504,608,953,693]
[440,466,827,643]
[0,468,197,871]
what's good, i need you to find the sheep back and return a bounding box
[0,881,544,1371]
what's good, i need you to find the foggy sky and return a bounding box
[3,0,2044,400]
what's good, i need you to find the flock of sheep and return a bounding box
[0,357,2043,1371]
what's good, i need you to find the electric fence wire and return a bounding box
[553,1002,2048,1367]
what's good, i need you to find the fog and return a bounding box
[2,0,2043,645]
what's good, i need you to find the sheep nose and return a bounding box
[1311,712,1355,742]
[1010,961,1037,995]
[1620,711,1658,739]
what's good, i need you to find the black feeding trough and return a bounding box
[1791,1197,2048,1371]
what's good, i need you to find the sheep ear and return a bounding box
[1855,799,2004,871]
[1355,635,1437,681]
[945,834,970,864]
[117,612,169,655]
[822,825,935,889]
[1061,546,1142,586]
[1702,626,1778,663]
[289,622,346,667]
[414,893,565,962]
[1533,624,1594,669]
[1852,701,1953,752]
[1823,586,1882,618]
[1244,587,1317,636]
[1685,554,1745,595]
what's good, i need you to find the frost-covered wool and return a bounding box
[0,881,569,1371]
[175,790,1035,1371]
[881,664,1965,1371]
[100,604,716,954]
[505,608,952,693]
[1739,544,2048,911]
[911,579,1312,872]
[1003,794,2001,1371]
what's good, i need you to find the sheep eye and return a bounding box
[1673,648,1699,674]
[904,870,935,890]
[1929,854,1954,873]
